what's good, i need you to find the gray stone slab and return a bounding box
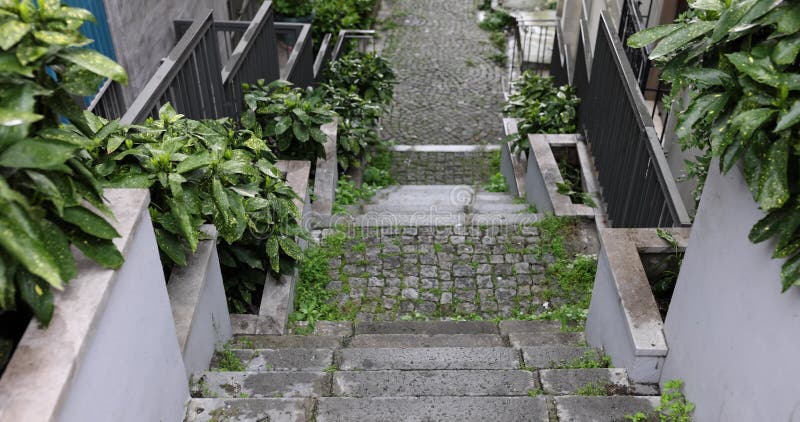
[223,349,333,372]
[468,213,541,225]
[521,346,599,369]
[317,396,549,422]
[186,398,313,422]
[499,320,562,334]
[292,321,354,336]
[198,371,330,398]
[232,335,343,349]
[355,320,499,335]
[509,331,585,348]
[229,314,258,335]
[338,347,520,370]
[555,396,660,422]
[332,370,538,397]
[540,368,629,395]
[348,334,505,348]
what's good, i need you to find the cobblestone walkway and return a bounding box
[390,150,498,185]
[380,0,506,147]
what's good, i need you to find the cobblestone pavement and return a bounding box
[390,150,497,185]
[321,225,553,321]
[379,0,506,146]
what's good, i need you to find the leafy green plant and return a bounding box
[320,85,384,170]
[333,176,383,214]
[0,0,129,326]
[273,0,313,17]
[576,382,609,396]
[311,0,379,47]
[503,72,579,153]
[479,8,515,31]
[214,347,245,372]
[242,79,335,162]
[96,105,306,313]
[628,0,800,290]
[485,172,509,192]
[324,52,396,105]
[626,379,695,421]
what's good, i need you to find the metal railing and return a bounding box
[275,22,315,88]
[574,11,690,228]
[313,33,334,82]
[331,29,377,61]
[509,19,557,83]
[121,9,225,124]
[88,78,126,120]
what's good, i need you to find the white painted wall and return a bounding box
[57,211,189,422]
[661,161,800,421]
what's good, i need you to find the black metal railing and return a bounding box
[331,29,377,61]
[88,78,126,120]
[121,9,225,124]
[313,33,334,82]
[509,19,557,92]
[619,0,649,91]
[275,22,315,88]
[574,11,689,228]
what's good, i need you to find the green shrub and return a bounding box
[273,0,313,17]
[312,0,379,46]
[241,79,335,162]
[503,72,579,153]
[479,9,515,31]
[96,105,306,313]
[0,0,128,326]
[324,52,396,105]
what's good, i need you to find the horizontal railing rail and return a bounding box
[275,22,314,88]
[121,9,224,124]
[331,29,377,61]
[574,11,690,228]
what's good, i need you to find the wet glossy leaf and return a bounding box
[17,271,54,326]
[292,120,309,142]
[711,0,757,42]
[66,229,123,269]
[775,100,800,132]
[0,207,63,289]
[780,253,800,292]
[758,135,789,210]
[278,236,303,261]
[176,151,212,173]
[0,108,42,126]
[61,64,103,96]
[0,52,32,76]
[0,138,78,169]
[38,219,76,282]
[61,205,120,239]
[772,34,800,65]
[778,1,800,34]
[0,19,30,50]
[59,48,128,84]
[266,236,280,273]
[676,93,729,139]
[650,21,715,60]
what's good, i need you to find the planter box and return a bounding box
[230,160,312,335]
[501,118,528,197]
[585,227,689,384]
[0,189,188,422]
[660,161,800,421]
[525,133,598,218]
[311,119,338,217]
[167,225,232,378]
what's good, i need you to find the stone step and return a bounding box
[232,335,343,349]
[348,333,505,348]
[521,345,600,369]
[355,320,499,335]
[540,368,630,395]
[555,396,660,421]
[499,319,564,334]
[338,347,520,370]
[332,369,539,397]
[216,349,334,372]
[509,330,585,347]
[185,398,312,422]
[316,396,549,422]
[195,371,330,398]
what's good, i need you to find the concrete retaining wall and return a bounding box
[0,189,188,422]
[661,162,800,421]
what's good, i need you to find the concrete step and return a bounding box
[332,369,539,397]
[362,185,474,214]
[555,396,660,421]
[185,398,312,422]
[316,396,549,421]
[216,349,334,372]
[348,333,505,348]
[195,371,330,398]
[338,347,520,370]
[232,335,343,349]
[521,345,600,369]
[509,331,585,347]
[540,368,630,395]
[355,320,498,335]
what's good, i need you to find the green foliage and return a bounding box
[477,0,492,11]
[333,176,383,214]
[503,72,579,153]
[576,382,609,396]
[626,379,695,421]
[555,349,611,369]
[242,79,335,162]
[485,172,509,192]
[527,388,545,397]
[0,1,129,326]
[214,347,245,372]
[324,52,396,105]
[479,9,515,31]
[273,0,313,17]
[488,51,507,66]
[633,0,800,291]
[555,156,596,207]
[312,0,379,47]
[96,104,306,313]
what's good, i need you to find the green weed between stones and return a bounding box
[555,350,612,369]
[511,216,597,330]
[214,341,246,372]
[626,379,695,422]
[576,382,609,396]
[527,388,545,397]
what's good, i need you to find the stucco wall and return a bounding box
[103,0,228,104]
[661,161,800,421]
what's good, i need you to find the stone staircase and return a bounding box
[186,320,659,421]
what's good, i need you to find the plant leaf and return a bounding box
[61,205,120,239]
[780,253,800,292]
[650,21,715,60]
[154,227,187,266]
[59,48,128,84]
[772,33,800,65]
[266,236,280,273]
[17,271,54,326]
[757,134,790,210]
[278,236,303,261]
[775,100,800,132]
[66,229,124,269]
[0,19,30,50]
[0,207,63,289]
[0,138,78,169]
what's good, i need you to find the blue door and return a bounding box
[63,0,116,61]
